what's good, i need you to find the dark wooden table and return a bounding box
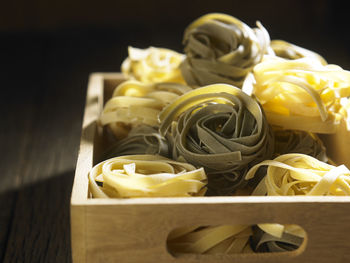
[1,27,349,262]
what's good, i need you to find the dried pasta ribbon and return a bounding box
[168,225,253,255]
[180,13,271,88]
[250,55,350,133]
[89,155,207,198]
[121,46,186,84]
[101,125,171,161]
[273,128,327,162]
[113,80,192,105]
[251,225,304,252]
[99,80,192,138]
[100,96,161,127]
[246,154,337,251]
[270,40,327,65]
[246,153,350,196]
[246,153,340,252]
[159,84,274,195]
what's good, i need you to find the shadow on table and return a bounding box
[0,170,75,263]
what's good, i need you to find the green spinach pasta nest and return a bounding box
[159,84,274,195]
[273,128,327,162]
[251,225,304,253]
[270,40,327,65]
[101,125,171,161]
[180,13,271,88]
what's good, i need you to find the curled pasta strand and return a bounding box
[246,153,350,196]
[159,84,274,195]
[251,225,304,253]
[273,127,327,162]
[89,155,207,198]
[270,40,327,65]
[100,125,171,161]
[100,80,192,138]
[121,46,185,84]
[250,55,350,133]
[180,13,271,88]
[168,225,252,255]
[245,153,344,251]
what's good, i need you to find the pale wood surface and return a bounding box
[71,73,350,263]
[82,200,349,263]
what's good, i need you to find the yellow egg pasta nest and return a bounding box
[89,155,207,198]
[122,46,185,84]
[246,55,350,133]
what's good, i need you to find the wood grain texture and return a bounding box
[3,172,74,263]
[0,32,125,262]
[0,192,16,262]
[0,39,84,261]
[81,199,350,263]
[70,73,350,263]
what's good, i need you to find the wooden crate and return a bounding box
[70,73,350,263]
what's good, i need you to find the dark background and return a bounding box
[1,1,349,262]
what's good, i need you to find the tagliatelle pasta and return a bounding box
[244,153,347,251]
[246,153,350,196]
[121,46,186,84]
[180,13,271,88]
[270,40,327,65]
[168,225,253,255]
[85,11,350,257]
[248,55,350,133]
[101,125,171,161]
[89,155,207,198]
[251,225,304,252]
[273,128,327,162]
[113,80,192,105]
[159,84,274,195]
[100,96,162,126]
[99,80,192,138]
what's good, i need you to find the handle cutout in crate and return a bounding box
[167,223,306,256]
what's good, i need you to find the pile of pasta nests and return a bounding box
[88,13,350,255]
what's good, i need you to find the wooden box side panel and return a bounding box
[83,199,350,263]
[71,73,103,263]
[71,73,125,263]
[71,72,125,203]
